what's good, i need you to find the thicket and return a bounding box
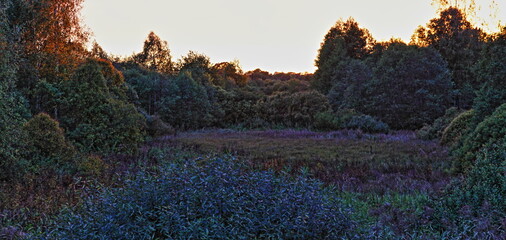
[44,157,356,239]
[455,103,506,172]
[440,109,476,147]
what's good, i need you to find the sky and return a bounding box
[81,0,505,73]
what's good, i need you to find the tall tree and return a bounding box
[5,0,89,116]
[412,7,484,108]
[159,72,213,129]
[472,26,506,123]
[133,32,173,74]
[0,6,30,180]
[363,42,453,129]
[313,18,375,94]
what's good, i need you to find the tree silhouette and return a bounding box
[412,7,484,108]
[133,32,173,74]
[313,18,375,94]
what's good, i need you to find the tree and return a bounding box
[313,18,375,94]
[363,42,453,129]
[412,7,484,108]
[211,61,247,88]
[60,60,145,154]
[133,32,173,74]
[472,26,506,123]
[327,58,372,111]
[0,7,30,180]
[22,113,77,174]
[7,0,88,80]
[176,51,213,84]
[159,72,213,129]
[90,41,110,60]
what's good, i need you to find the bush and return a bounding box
[343,115,389,134]
[417,107,461,140]
[22,113,77,176]
[436,143,506,238]
[77,154,106,176]
[257,90,330,128]
[146,115,174,137]
[313,111,341,131]
[440,109,475,147]
[44,157,356,239]
[313,110,389,133]
[61,60,146,154]
[456,103,506,172]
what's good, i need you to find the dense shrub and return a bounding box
[440,109,475,147]
[44,157,356,239]
[343,115,390,133]
[215,88,261,127]
[313,110,389,133]
[456,103,506,172]
[22,113,77,176]
[257,90,330,128]
[145,115,174,137]
[417,107,461,140]
[436,143,506,238]
[313,111,342,131]
[60,60,146,154]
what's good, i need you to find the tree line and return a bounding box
[0,0,505,181]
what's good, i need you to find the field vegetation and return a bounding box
[0,0,505,239]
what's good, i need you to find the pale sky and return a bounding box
[81,0,505,73]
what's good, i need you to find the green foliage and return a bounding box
[472,27,506,124]
[343,115,390,134]
[22,113,77,175]
[326,59,371,111]
[145,115,174,137]
[121,65,170,115]
[413,7,484,108]
[314,18,375,94]
[417,107,461,140]
[440,109,475,147]
[313,110,389,133]
[215,88,261,127]
[437,143,505,236]
[176,51,213,84]
[132,32,173,74]
[0,10,30,181]
[257,90,330,128]
[77,154,105,176]
[456,104,506,172]
[60,60,146,154]
[44,157,356,239]
[363,42,453,129]
[160,72,213,129]
[313,111,342,131]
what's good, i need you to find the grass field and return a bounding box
[162,129,453,194]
